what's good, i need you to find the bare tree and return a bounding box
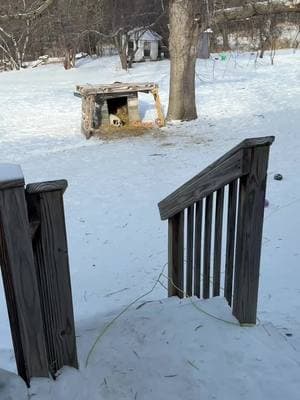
[167,0,300,121]
[0,0,54,70]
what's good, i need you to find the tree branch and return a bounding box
[214,0,300,24]
[0,0,54,21]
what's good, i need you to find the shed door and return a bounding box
[144,41,151,58]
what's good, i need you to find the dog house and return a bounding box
[74,82,165,138]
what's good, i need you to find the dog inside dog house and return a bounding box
[74,82,165,138]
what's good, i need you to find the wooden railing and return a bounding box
[0,165,78,386]
[158,137,274,325]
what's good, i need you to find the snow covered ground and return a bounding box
[0,49,300,398]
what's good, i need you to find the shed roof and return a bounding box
[128,28,162,42]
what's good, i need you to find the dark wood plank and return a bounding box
[158,137,274,220]
[168,211,184,298]
[186,205,195,297]
[0,186,48,385]
[203,195,213,299]
[159,149,244,220]
[194,200,203,297]
[26,183,78,375]
[224,180,238,306]
[233,146,272,324]
[213,187,225,297]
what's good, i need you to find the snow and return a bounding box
[0,49,300,399]
[0,164,23,185]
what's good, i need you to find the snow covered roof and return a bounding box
[128,28,162,42]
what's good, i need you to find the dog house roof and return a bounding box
[75,82,158,96]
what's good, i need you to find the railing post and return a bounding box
[233,144,273,324]
[26,180,78,376]
[0,164,48,385]
[168,211,184,298]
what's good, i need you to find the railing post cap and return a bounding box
[0,164,24,190]
[26,179,68,194]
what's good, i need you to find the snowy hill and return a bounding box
[0,49,300,398]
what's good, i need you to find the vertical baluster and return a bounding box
[213,188,225,297]
[203,194,213,299]
[224,180,238,305]
[186,204,194,297]
[194,200,203,297]
[168,211,184,298]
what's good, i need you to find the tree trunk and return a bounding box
[259,31,268,58]
[119,49,128,70]
[166,0,300,122]
[167,0,200,121]
[114,35,128,71]
[64,48,75,70]
[221,26,230,51]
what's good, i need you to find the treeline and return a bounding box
[0,0,299,71]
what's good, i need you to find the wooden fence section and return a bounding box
[0,165,78,386]
[158,137,274,325]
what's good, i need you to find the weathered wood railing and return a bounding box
[158,137,274,324]
[0,165,78,386]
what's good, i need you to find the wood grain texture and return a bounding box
[186,205,194,297]
[0,186,48,385]
[159,136,274,324]
[26,185,78,375]
[194,200,203,297]
[158,137,274,220]
[203,195,213,299]
[76,82,158,96]
[159,149,245,220]
[26,180,68,194]
[168,211,184,298]
[233,146,271,324]
[213,188,224,297]
[224,180,238,306]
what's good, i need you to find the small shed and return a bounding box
[127,29,163,62]
[74,82,165,138]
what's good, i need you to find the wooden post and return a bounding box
[232,145,272,324]
[81,95,95,139]
[0,164,48,385]
[26,180,78,376]
[168,211,184,298]
[152,88,165,127]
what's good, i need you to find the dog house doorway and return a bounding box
[107,96,129,125]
